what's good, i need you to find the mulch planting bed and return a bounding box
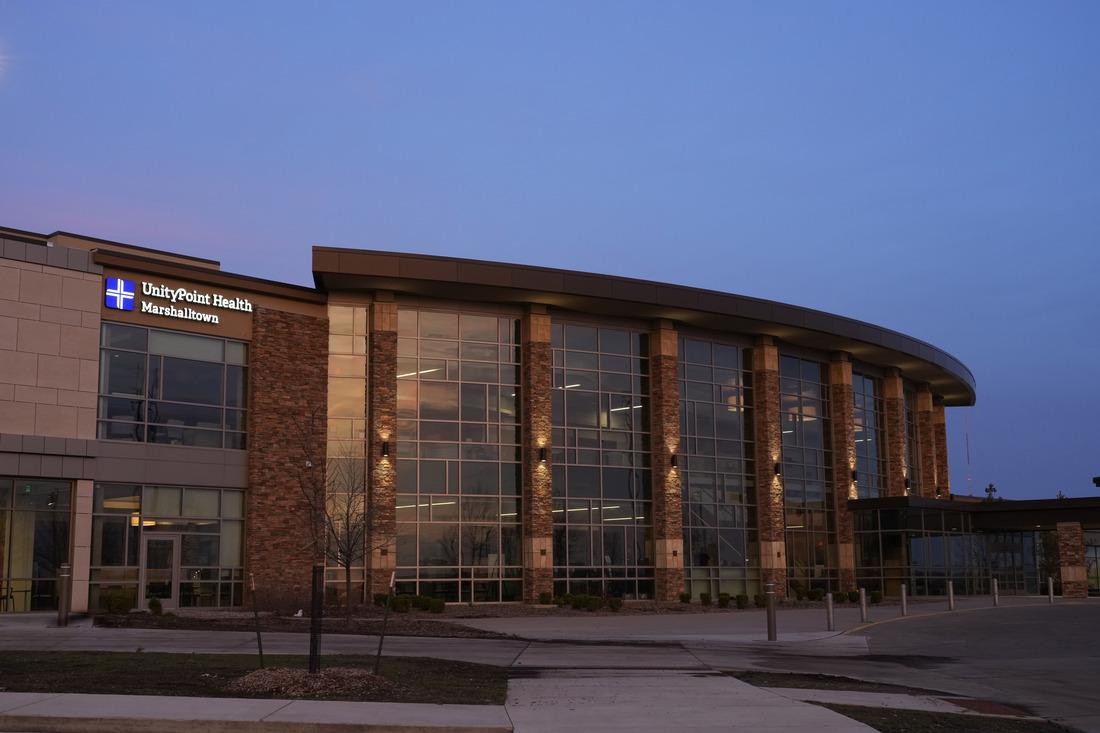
[0,651,507,704]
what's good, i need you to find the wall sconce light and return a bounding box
[670,454,678,469]
[904,477,911,490]
[773,463,782,477]
[539,447,547,463]
[381,441,390,457]
[851,470,859,483]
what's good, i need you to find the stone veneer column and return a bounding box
[915,386,938,498]
[933,401,950,495]
[882,369,908,497]
[70,479,93,613]
[828,354,856,591]
[751,337,786,598]
[649,320,684,601]
[247,306,328,609]
[1056,522,1088,599]
[521,306,553,603]
[366,297,398,597]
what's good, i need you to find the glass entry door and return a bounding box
[142,535,179,609]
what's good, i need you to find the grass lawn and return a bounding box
[816,704,1071,733]
[0,651,507,705]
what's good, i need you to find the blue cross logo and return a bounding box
[104,278,135,311]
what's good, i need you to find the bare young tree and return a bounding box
[287,405,385,624]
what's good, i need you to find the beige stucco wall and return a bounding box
[0,257,101,439]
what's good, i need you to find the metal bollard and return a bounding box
[947,580,955,611]
[900,583,908,617]
[858,587,868,623]
[57,563,71,628]
[825,592,835,632]
[765,582,777,641]
[1048,576,1054,604]
[992,578,999,607]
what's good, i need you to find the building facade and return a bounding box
[1,225,1095,614]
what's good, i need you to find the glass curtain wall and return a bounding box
[1085,531,1100,596]
[88,483,244,610]
[97,323,248,449]
[394,309,522,602]
[678,337,758,599]
[852,374,887,498]
[326,305,368,601]
[550,322,653,599]
[0,478,71,612]
[779,356,836,594]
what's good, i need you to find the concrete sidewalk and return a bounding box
[0,692,512,733]
[453,595,1058,642]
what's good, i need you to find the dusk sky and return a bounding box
[1,2,1097,498]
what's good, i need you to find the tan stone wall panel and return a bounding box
[883,371,908,497]
[752,339,786,597]
[521,310,553,602]
[649,322,683,601]
[828,356,856,589]
[367,302,398,596]
[916,387,938,497]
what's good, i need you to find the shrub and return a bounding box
[718,593,731,609]
[372,593,389,607]
[429,598,445,614]
[679,592,692,604]
[585,595,602,612]
[699,592,712,606]
[538,592,553,605]
[848,590,861,604]
[562,593,574,607]
[570,594,587,610]
[552,596,565,607]
[412,595,432,611]
[735,594,749,609]
[607,597,623,612]
[391,595,412,613]
[795,588,807,601]
[754,594,766,608]
[99,588,135,615]
[808,588,825,602]
[870,590,883,605]
[148,597,163,616]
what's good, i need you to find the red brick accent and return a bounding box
[1056,522,1087,599]
[915,386,938,498]
[883,370,908,497]
[751,337,786,598]
[367,300,398,596]
[246,306,328,610]
[521,309,553,603]
[649,321,684,601]
[933,402,950,495]
[828,355,856,590]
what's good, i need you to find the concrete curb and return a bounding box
[840,600,1080,636]
[0,716,512,733]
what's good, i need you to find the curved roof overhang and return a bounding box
[313,247,976,406]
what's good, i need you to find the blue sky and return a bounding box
[1,2,1097,498]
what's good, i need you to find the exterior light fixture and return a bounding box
[773,463,782,477]
[670,454,678,469]
[539,447,547,463]
[851,470,858,483]
[381,441,390,457]
[904,477,911,490]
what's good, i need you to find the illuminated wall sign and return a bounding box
[104,276,253,326]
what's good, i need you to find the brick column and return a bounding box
[882,369,908,497]
[366,298,398,597]
[649,320,683,601]
[933,401,950,495]
[247,306,328,609]
[1057,522,1087,599]
[521,306,553,603]
[828,354,856,591]
[915,386,938,498]
[751,337,786,598]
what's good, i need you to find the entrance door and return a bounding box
[142,535,179,610]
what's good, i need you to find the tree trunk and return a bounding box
[308,563,324,674]
[344,564,353,624]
